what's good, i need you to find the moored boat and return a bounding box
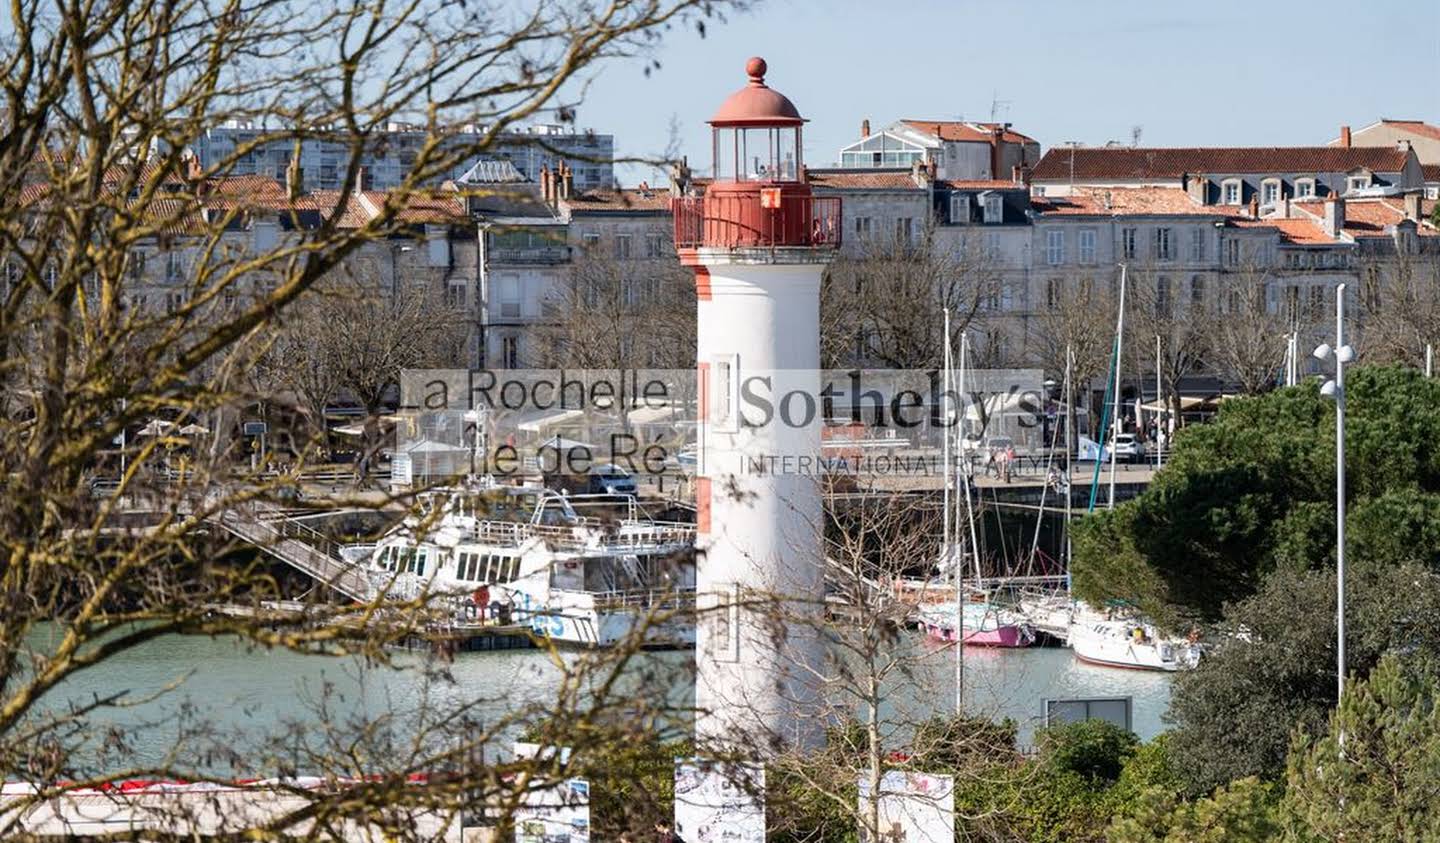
[919,600,1035,648]
[1068,618,1200,671]
[359,478,696,648]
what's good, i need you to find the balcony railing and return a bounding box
[488,246,571,264]
[672,194,842,250]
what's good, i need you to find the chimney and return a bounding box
[357,166,371,192]
[926,159,937,180]
[1323,196,1346,236]
[861,118,870,139]
[1248,194,1259,218]
[560,161,573,200]
[540,164,552,203]
[1405,191,1422,222]
[990,125,1004,182]
[1340,125,1352,148]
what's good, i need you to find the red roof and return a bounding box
[807,170,920,190]
[900,120,1035,145]
[1379,120,1440,143]
[1422,164,1440,182]
[1031,187,1236,217]
[562,188,672,213]
[1032,146,1412,182]
[710,58,803,126]
[1292,198,1439,239]
[939,179,1027,190]
[1261,218,1334,246]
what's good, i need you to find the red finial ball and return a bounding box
[746,56,767,84]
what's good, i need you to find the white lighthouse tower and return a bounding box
[673,57,842,754]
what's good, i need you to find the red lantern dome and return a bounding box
[709,57,804,126]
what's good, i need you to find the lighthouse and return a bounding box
[673,57,842,754]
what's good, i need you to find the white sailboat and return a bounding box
[1068,612,1201,672]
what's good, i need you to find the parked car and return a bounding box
[586,463,638,496]
[1112,433,1146,463]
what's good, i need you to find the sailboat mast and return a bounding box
[1064,345,1074,592]
[1108,265,1127,510]
[942,309,952,576]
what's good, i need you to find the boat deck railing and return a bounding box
[459,518,695,552]
[589,587,696,612]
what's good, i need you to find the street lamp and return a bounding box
[1313,283,1352,701]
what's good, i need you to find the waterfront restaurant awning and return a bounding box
[515,407,585,433]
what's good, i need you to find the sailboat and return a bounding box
[919,320,1035,650]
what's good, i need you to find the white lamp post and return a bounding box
[1313,283,1353,700]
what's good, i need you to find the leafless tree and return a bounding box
[1027,271,1118,444]
[1355,244,1440,367]
[0,0,741,837]
[822,226,1002,370]
[1213,260,1287,395]
[536,236,695,370]
[1125,265,1211,424]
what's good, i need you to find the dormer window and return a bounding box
[1221,179,1242,206]
[1261,179,1281,206]
[982,194,1002,224]
[950,194,971,224]
[1295,178,1315,199]
[1347,174,1371,193]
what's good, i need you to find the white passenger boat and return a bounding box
[362,479,696,647]
[1068,618,1200,671]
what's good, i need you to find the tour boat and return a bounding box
[361,478,696,647]
[918,600,1036,648]
[1068,618,1200,671]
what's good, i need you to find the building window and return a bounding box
[1033,186,1046,197]
[498,273,521,318]
[501,336,519,368]
[1295,178,1315,198]
[1222,180,1242,205]
[165,252,185,283]
[1121,228,1137,260]
[646,233,665,258]
[1261,179,1281,205]
[896,217,913,243]
[1046,277,1063,308]
[854,216,872,238]
[1189,229,1205,262]
[1189,275,1205,309]
[1078,229,1096,264]
[445,282,467,309]
[1347,175,1371,193]
[1155,276,1171,316]
[128,252,147,281]
[1153,227,1173,261]
[950,194,971,224]
[613,234,632,260]
[1046,230,1065,266]
[983,195,1002,224]
[1224,239,1241,268]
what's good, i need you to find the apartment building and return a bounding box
[186,122,616,192]
[837,119,1040,181]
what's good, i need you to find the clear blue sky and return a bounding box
[571,0,1439,183]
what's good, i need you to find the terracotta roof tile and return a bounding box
[938,180,1026,190]
[1261,218,1335,245]
[561,188,672,213]
[1422,163,1440,182]
[899,120,1036,145]
[1032,146,1412,182]
[1292,198,1439,238]
[1031,187,1237,217]
[1379,120,1440,143]
[807,169,920,190]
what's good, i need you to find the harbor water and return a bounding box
[35,632,1172,773]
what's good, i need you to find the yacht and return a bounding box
[918,600,1035,648]
[362,479,696,647]
[1068,617,1200,671]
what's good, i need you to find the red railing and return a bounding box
[672,193,842,250]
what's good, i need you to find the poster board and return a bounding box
[512,743,589,843]
[855,771,954,843]
[673,760,765,843]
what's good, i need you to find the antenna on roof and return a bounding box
[989,91,1012,123]
[1131,125,1143,148]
